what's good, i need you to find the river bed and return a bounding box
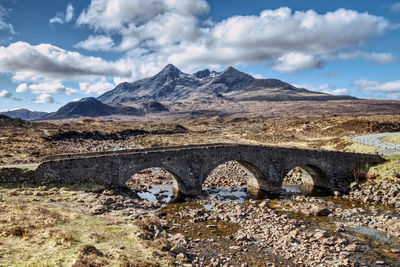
[135,182,400,266]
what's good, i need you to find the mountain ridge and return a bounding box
[39,98,169,120]
[38,64,359,120]
[0,109,48,120]
[98,64,354,104]
[39,97,140,120]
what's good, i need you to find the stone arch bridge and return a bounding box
[34,143,384,198]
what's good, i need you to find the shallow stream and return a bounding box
[136,183,400,266]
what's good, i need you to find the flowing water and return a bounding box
[137,184,315,203]
[136,183,400,265]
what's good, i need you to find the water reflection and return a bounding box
[137,184,173,203]
[203,186,249,203]
[137,183,332,203]
[282,183,332,197]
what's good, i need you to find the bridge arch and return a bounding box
[201,159,267,194]
[120,165,189,201]
[282,163,330,190]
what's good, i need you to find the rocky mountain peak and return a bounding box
[208,66,256,92]
[97,64,354,104]
[219,66,253,78]
[157,64,183,78]
[224,66,239,73]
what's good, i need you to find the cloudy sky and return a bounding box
[0,0,400,112]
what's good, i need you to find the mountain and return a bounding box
[39,97,141,120]
[38,65,359,120]
[0,109,48,120]
[98,64,355,103]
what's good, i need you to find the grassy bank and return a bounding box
[381,134,400,144]
[0,196,166,266]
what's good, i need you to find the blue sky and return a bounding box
[0,0,400,112]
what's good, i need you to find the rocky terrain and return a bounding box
[1,159,400,266]
[1,114,400,165]
[0,114,400,266]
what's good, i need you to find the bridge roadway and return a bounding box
[30,143,384,198]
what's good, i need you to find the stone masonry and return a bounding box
[31,143,384,198]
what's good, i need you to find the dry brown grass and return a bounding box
[0,193,171,266]
[1,114,400,165]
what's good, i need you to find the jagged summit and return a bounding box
[193,69,211,78]
[219,66,254,80]
[97,64,354,104]
[222,66,242,74]
[209,66,256,92]
[157,64,183,79]
[161,64,181,72]
[193,68,219,79]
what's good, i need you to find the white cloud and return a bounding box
[34,94,54,104]
[273,52,323,73]
[334,51,396,64]
[0,4,14,34]
[0,89,11,98]
[0,41,131,82]
[271,50,396,74]
[0,3,397,105]
[250,73,265,79]
[65,3,74,22]
[75,35,115,51]
[390,3,400,12]
[49,13,64,24]
[324,88,348,95]
[105,4,395,78]
[16,82,77,95]
[15,83,29,93]
[300,83,348,95]
[354,79,400,93]
[76,0,209,52]
[49,3,74,24]
[79,78,115,95]
[50,4,396,78]
[77,0,209,32]
[164,8,392,73]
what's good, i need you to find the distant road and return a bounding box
[353,132,400,155]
